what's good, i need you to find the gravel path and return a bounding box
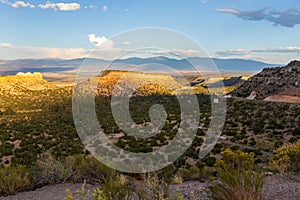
[264,173,300,200]
[0,173,299,200]
[0,183,98,200]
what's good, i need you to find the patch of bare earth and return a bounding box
[264,95,300,103]
[0,173,299,200]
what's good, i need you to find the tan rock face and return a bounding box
[0,72,56,92]
[231,60,300,101]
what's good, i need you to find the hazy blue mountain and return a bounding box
[0,57,280,75]
[113,57,279,71]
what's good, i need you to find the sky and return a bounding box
[0,0,300,64]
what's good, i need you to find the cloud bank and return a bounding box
[217,7,300,28]
[11,1,34,8]
[38,2,80,11]
[0,42,13,49]
[1,0,35,9]
[216,47,300,57]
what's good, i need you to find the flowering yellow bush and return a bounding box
[214,148,255,170]
[270,140,300,174]
[210,148,264,200]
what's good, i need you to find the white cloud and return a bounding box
[122,41,130,46]
[17,46,86,59]
[89,5,96,9]
[148,49,202,57]
[215,47,300,57]
[215,8,241,15]
[11,1,34,8]
[10,45,87,59]
[213,46,300,64]
[0,42,13,49]
[88,34,108,46]
[254,46,300,53]
[88,34,114,49]
[102,5,108,12]
[1,0,34,9]
[38,1,80,11]
[0,39,125,60]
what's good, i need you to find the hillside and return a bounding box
[0,72,56,92]
[0,69,299,199]
[0,72,70,111]
[231,60,300,103]
[92,70,182,96]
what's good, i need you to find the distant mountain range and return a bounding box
[0,57,280,75]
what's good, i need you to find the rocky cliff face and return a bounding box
[0,72,57,93]
[231,61,300,101]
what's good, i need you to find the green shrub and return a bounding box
[0,165,31,195]
[65,155,115,182]
[210,148,264,200]
[143,172,169,200]
[33,153,115,185]
[99,174,135,200]
[176,166,200,181]
[33,152,73,185]
[171,175,183,184]
[64,175,134,200]
[201,156,216,167]
[270,140,300,173]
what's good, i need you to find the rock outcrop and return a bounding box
[0,72,56,93]
[16,72,43,79]
[231,60,300,102]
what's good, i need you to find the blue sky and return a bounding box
[0,0,300,63]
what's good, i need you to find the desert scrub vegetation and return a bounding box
[64,175,137,200]
[0,165,31,195]
[64,174,186,200]
[1,92,299,170]
[65,154,115,183]
[210,148,265,200]
[270,140,300,173]
[32,152,116,186]
[33,152,74,185]
[175,166,201,181]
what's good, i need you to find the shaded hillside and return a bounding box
[206,76,248,88]
[231,60,300,102]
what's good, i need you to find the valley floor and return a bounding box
[0,173,299,200]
